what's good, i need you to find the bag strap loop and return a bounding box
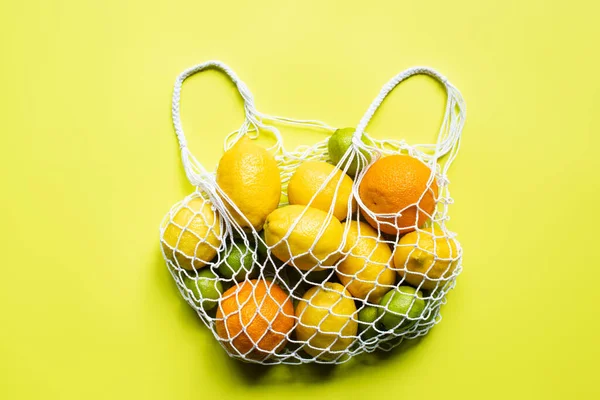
[171,60,261,187]
[353,67,466,163]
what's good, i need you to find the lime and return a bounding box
[327,127,372,176]
[378,286,426,331]
[218,242,256,281]
[358,305,380,341]
[183,268,223,311]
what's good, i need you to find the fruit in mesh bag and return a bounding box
[216,136,281,231]
[378,286,426,331]
[161,196,222,270]
[218,241,256,281]
[215,279,295,360]
[287,161,356,221]
[264,205,344,271]
[358,155,438,235]
[336,221,396,303]
[393,228,459,290]
[182,268,223,311]
[295,282,358,360]
[357,305,381,341]
[327,127,373,177]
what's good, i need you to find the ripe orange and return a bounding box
[358,155,438,235]
[215,279,295,360]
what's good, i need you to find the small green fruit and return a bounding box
[378,286,426,331]
[327,127,372,176]
[183,268,223,311]
[218,242,256,281]
[358,305,381,341]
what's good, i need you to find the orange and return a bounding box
[358,155,438,235]
[215,279,295,360]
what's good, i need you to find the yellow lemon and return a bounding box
[264,205,343,271]
[216,136,281,231]
[161,196,222,270]
[295,282,358,360]
[287,161,356,221]
[393,228,460,290]
[336,221,396,303]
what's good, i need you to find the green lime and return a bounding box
[378,286,426,331]
[218,242,256,281]
[183,268,223,311]
[327,127,372,176]
[358,305,380,341]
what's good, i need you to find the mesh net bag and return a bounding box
[160,61,466,364]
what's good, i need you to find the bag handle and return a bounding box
[172,60,280,188]
[353,67,466,165]
[172,62,466,188]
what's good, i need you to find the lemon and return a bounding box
[264,205,344,271]
[378,286,425,331]
[218,241,256,281]
[216,136,281,231]
[393,228,459,290]
[161,196,222,270]
[336,221,396,303]
[287,161,356,221]
[295,282,358,360]
[327,127,372,177]
[183,268,223,311]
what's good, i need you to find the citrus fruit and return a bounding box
[182,268,223,311]
[264,205,344,271]
[357,305,380,341]
[216,136,281,231]
[358,155,438,235]
[394,228,459,290]
[161,196,222,270]
[327,127,372,176]
[295,282,358,360]
[218,241,256,281]
[287,161,356,221]
[215,279,295,360]
[378,286,426,331]
[336,221,396,303]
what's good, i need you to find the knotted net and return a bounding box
[160,61,466,364]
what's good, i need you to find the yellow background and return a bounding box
[1,1,599,398]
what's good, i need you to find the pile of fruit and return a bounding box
[160,128,461,364]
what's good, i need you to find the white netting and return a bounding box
[160,60,466,364]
